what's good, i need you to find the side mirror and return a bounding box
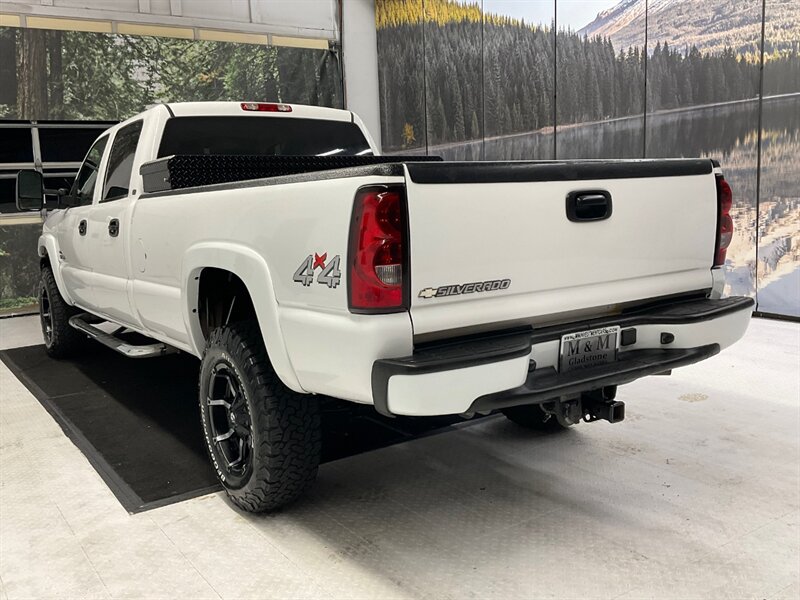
[16,169,44,212]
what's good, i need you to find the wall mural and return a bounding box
[0,25,342,315]
[376,0,800,318]
[0,27,342,120]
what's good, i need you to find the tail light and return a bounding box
[348,185,409,312]
[714,176,734,267]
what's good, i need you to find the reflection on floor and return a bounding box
[0,316,798,599]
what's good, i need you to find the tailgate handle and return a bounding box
[567,191,612,222]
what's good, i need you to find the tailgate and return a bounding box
[405,159,718,337]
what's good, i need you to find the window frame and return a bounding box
[70,134,110,207]
[101,119,144,204]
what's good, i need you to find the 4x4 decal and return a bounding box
[293,253,342,288]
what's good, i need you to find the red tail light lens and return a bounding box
[240,102,292,112]
[348,186,408,312]
[714,176,734,266]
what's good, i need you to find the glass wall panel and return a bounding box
[423,0,484,160]
[756,0,800,316]
[482,0,555,160]
[644,1,763,301]
[556,0,645,159]
[376,0,428,153]
[0,222,41,316]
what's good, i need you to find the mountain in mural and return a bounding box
[579,0,800,56]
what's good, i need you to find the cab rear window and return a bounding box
[157,116,372,158]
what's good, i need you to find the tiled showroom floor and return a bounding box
[0,315,798,600]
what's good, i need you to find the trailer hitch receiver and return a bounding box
[582,386,626,424]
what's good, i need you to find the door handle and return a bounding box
[78,220,87,236]
[108,219,120,237]
[566,190,612,222]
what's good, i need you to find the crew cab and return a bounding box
[15,101,753,512]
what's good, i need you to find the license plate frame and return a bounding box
[559,325,621,373]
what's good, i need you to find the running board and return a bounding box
[68,313,178,358]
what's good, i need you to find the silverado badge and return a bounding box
[418,279,511,299]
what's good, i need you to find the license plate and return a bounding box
[560,326,620,373]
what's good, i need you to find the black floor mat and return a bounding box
[1,344,476,513]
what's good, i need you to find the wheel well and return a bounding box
[40,250,50,270]
[197,268,258,340]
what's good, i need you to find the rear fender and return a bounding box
[181,242,304,394]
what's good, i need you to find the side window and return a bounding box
[102,120,143,202]
[72,135,109,206]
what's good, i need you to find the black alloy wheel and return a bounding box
[39,280,53,345]
[204,361,254,488]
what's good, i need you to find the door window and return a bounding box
[102,120,143,202]
[72,135,109,206]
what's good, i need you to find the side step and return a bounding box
[68,313,178,359]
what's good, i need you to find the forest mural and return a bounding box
[376,0,800,317]
[0,26,342,121]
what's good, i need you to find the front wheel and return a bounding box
[199,321,321,512]
[39,265,86,358]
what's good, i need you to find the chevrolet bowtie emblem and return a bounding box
[418,287,437,299]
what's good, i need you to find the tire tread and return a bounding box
[201,321,320,512]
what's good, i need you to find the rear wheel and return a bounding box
[39,265,86,358]
[501,403,571,433]
[199,321,321,512]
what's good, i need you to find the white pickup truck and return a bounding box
[16,101,753,512]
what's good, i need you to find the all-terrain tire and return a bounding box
[39,265,86,358]
[501,404,571,433]
[199,320,321,512]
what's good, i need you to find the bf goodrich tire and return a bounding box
[39,266,86,358]
[501,404,571,433]
[199,320,321,512]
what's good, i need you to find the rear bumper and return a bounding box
[371,296,754,417]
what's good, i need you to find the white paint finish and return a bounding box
[413,268,713,339]
[38,233,74,304]
[279,306,413,402]
[406,169,718,335]
[383,300,751,416]
[47,204,94,307]
[387,355,529,416]
[130,278,189,346]
[179,242,304,392]
[342,0,382,150]
[622,304,753,352]
[0,317,797,600]
[87,199,136,326]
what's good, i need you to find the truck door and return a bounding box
[86,120,143,326]
[58,135,108,309]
